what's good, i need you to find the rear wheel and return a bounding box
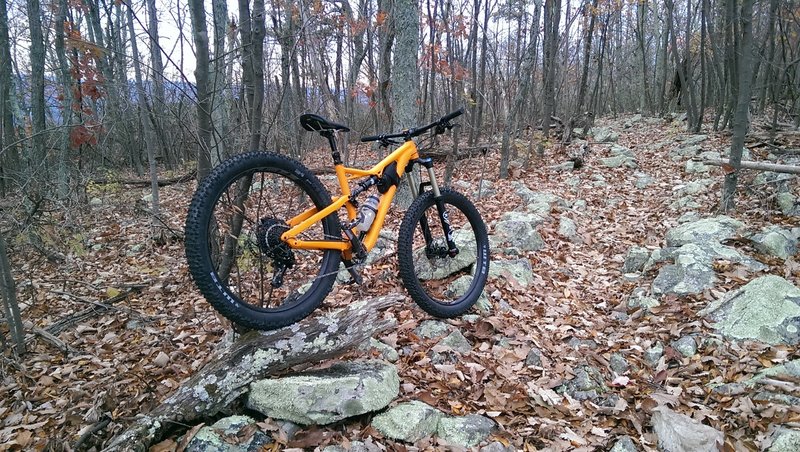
[185,152,341,330]
[397,189,490,317]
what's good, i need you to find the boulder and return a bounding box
[634,172,654,189]
[600,155,637,169]
[438,330,472,354]
[489,259,535,288]
[700,275,800,345]
[670,196,702,210]
[651,245,717,296]
[767,427,800,452]
[494,213,545,252]
[675,179,713,196]
[371,401,442,443]
[627,288,660,311]
[682,134,708,146]
[185,416,271,452]
[651,406,724,452]
[415,320,450,339]
[437,414,495,447]
[685,160,712,173]
[446,275,490,313]
[247,361,399,425]
[413,229,477,279]
[665,216,745,247]
[751,226,797,259]
[777,192,799,216]
[591,127,619,143]
[623,246,650,273]
[359,338,399,362]
[558,217,579,242]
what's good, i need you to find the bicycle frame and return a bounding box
[280,140,421,257]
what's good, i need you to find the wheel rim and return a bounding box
[409,199,482,305]
[204,168,335,312]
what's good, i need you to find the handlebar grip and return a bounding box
[361,135,381,142]
[440,108,465,123]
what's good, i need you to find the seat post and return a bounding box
[321,130,342,165]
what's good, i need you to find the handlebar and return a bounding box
[361,108,464,143]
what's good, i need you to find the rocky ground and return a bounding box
[2,114,800,451]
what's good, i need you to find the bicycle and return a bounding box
[184,108,490,330]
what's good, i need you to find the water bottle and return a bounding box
[355,195,380,232]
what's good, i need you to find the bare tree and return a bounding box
[188,0,214,179]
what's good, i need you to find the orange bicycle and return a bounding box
[185,109,490,330]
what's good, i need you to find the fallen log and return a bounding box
[701,158,800,175]
[101,294,403,451]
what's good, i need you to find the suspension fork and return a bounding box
[408,158,459,257]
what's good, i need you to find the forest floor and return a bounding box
[1,114,799,451]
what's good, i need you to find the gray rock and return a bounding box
[634,172,654,189]
[566,337,598,349]
[645,342,664,367]
[437,414,495,447]
[627,289,660,311]
[671,144,702,159]
[767,427,800,452]
[438,330,472,354]
[572,199,587,211]
[609,353,630,375]
[525,347,542,366]
[475,180,496,197]
[652,244,719,296]
[447,275,490,313]
[359,338,399,362]
[698,150,721,161]
[685,160,712,173]
[683,134,708,146]
[488,259,534,288]
[671,336,697,357]
[751,226,797,259]
[670,196,702,210]
[415,320,450,339]
[558,217,578,241]
[89,197,103,207]
[754,171,795,187]
[651,405,724,452]
[591,127,619,143]
[551,161,575,172]
[777,192,799,215]
[609,435,638,452]
[623,246,650,273]
[413,228,477,279]
[677,211,701,223]
[665,216,745,247]
[600,155,637,169]
[675,179,713,196]
[185,416,270,452]
[700,275,800,345]
[371,401,442,443]
[480,441,516,452]
[247,361,399,425]
[494,213,545,252]
[560,366,607,401]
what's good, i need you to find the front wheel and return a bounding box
[397,189,490,317]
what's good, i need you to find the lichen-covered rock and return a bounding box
[683,134,708,146]
[437,414,495,447]
[558,217,579,242]
[525,347,543,367]
[359,338,399,362]
[438,330,472,354]
[488,259,534,288]
[415,320,450,339]
[671,336,697,357]
[475,180,496,197]
[751,226,798,259]
[480,441,516,452]
[634,172,654,189]
[494,213,545,252]
[675,179,713,196]
[609,435,638,452]
[600,155,637,169]
[627,288,660,311]
[371,401,442,443]
[413,229,477,279]
[685,160,712,173]
[645,342,664,367]
[185,415,271,452]
[767,427,800,452]
[777,192,799,215]
[665,216,746,247]
[609,353,630,375]
[591,127,619,143]
[559,366,607,401]
[700,275,800,345]
[446,275,490,313]
[623,246,650,273]
[247,361,399,425]
[651,406,724,452]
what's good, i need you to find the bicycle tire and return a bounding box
[185,151,341,330]
[397,189,490,317]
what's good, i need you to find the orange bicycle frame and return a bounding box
[280,140,420,255]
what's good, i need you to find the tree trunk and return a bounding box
[102,295,402,451]
[54,0,74,199]
[539,0,561,156]
[127,4,161,238]
[188,0,213,179]
[721,0,756,212]
[145,0,169,164]
[0,0,18,195]
[210,0,230,165]
[0,234,25,355]
[391,0,420,129]
[25,0,46,181]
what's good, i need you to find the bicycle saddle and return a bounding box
[300,114,350,132]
